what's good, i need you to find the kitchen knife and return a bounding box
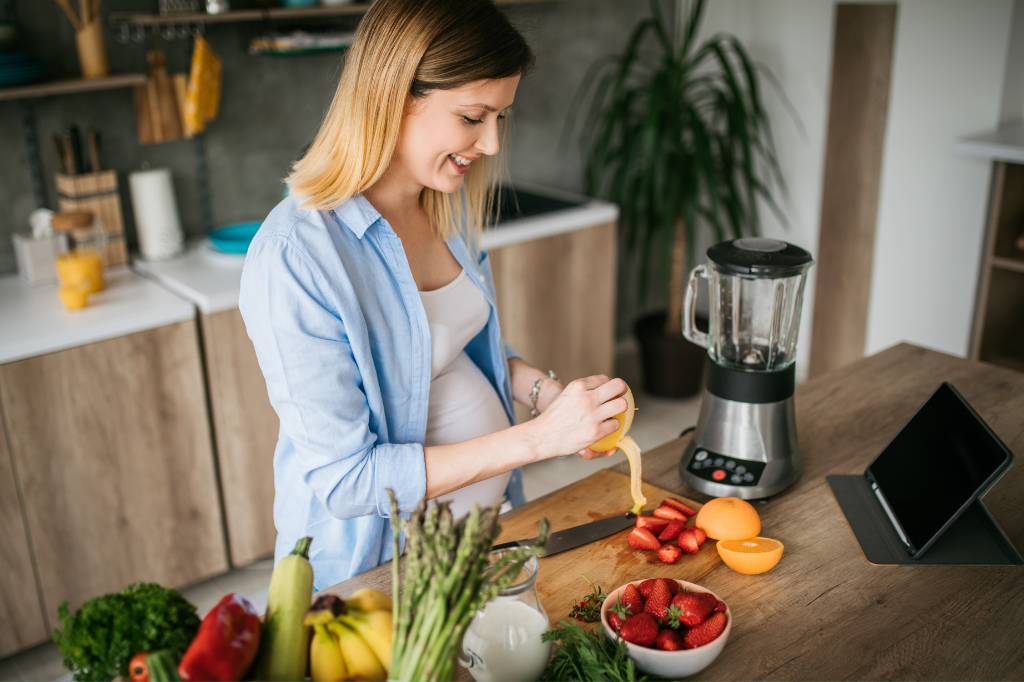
[88,127,101,172]
[68,125,84,174]
[492,511,650,556]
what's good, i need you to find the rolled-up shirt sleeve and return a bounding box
[239,235,426,519]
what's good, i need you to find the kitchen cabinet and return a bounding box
[489,221,617,424]
[0,271,227,634]
[0,410,49,657]
[199,309,279,566]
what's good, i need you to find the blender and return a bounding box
[679,238,814,499]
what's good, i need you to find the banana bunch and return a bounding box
[304,589,393,682]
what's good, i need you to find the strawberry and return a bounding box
[662,497,698,516]
[619,612,659,647]
[627,527,662,551]
[653,505,688,521]
[620,583,645,616]
[714,599,727,614]
[636,516,671,534]
[671,591,717,626]
[678,527,701,554]
[638,579,657,599]
[656,628,685,651]
[658,577,680,596]
[683,611,727,649]
[643,579,673,619]
[691,526,707,546]
[569,575,606,623]
[606,599,631,632]
[658,543,683,564]
[657,519,685,542]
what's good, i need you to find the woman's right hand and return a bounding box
[526,375,629,461]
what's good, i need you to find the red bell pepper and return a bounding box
[177,593,261,682]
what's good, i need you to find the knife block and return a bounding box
[55,170,128,267]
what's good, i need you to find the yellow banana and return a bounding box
[327,620,386,682]
[340,609,392,672]
[309,624,347,682]
[345,588,393,614]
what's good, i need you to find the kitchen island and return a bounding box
[321,343,1024,680]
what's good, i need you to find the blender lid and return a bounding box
[707,238,813,276]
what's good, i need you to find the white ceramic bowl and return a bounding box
[600,579,731,678]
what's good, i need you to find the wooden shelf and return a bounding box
[0,73,147,102]
[992,255,1024,274]
[109,0,551,26]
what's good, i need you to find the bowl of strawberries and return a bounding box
[600,578,731,678]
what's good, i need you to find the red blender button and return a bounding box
[712,469,727,481]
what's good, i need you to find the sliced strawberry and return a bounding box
[620,584,644,616]
[658,577,680,596]
[714,599,727,614]
[638,579,657,599]
[636,516,671,534]
[627,527,661,551]
[657,519,685,542]
[652,505,688,521]
[607,600,631,632]
[657,544,682,564]
[677,527,701,554]
[643,579,673,619]
[619,612,659,647]
[691,526,707,546]
[683,611,727,649]
[662,497,698,516]
[656,628,685,651]
[671,591,717,626]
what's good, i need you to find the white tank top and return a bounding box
[420,269,512,518]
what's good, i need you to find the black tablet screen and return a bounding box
[867,384,1010,552]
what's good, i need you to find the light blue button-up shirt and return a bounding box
[239,193,525,588]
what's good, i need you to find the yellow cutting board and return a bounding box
[495,468,722,624]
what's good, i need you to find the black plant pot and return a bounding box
[634,311,707,398]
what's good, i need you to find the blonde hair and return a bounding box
[286,0,533,241]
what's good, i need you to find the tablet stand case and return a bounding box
[827,474,1023,566]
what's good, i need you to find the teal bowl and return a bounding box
[207,222,261,254]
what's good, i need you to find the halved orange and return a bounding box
[694,496,761,540]
[717,537,784,575]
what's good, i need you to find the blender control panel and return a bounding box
[687,449,766,486]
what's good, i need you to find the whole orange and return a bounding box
[694,496,761,540]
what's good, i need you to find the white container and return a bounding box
[129,167,184,261]
[600,580,731,678]
[12,232,68,285]
[460,552,551,682]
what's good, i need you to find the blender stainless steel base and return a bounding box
[679,371,802,499]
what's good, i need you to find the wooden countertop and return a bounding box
[322,343,1024,680]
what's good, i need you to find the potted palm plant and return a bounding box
[573,0,788,397]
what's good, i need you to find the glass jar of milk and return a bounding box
[460,550,552,682]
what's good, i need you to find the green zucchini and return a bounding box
[146,650,182,682]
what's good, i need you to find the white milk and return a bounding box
[461,598,552,682]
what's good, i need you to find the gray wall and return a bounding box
[0,0,652,292]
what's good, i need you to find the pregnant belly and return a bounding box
[425,352,512,518]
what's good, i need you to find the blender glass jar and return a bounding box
[684,238,813,372]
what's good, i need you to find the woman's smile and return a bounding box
[448,152,476,174]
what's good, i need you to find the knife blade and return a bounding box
[493,511,650,557]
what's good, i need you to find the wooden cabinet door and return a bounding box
[0,409,48,657]
[489,222,617,424]
[200,309,279,566]
[0,321,228,618]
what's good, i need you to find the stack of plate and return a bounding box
[0,51,46,88]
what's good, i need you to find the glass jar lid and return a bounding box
[707,238,813,277]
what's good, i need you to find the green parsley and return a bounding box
[542,619,665,681]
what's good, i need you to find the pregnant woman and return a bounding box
[240,0,627,588]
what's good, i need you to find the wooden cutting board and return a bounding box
[495,468,722,624]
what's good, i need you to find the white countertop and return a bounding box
[0,268,197,365]
[954,121,1024,163]
[135,194,619,315]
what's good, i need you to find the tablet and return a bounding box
[864,382,1014,559]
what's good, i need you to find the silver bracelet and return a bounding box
[530,370,559,418]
